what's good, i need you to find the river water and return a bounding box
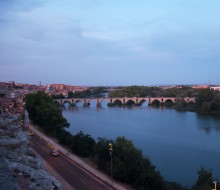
[62,100,220,187]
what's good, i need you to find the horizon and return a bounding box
[1,80,219,87]
[1,0,220,85]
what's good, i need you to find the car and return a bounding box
[28,131,34,136]
[50,149,59,157]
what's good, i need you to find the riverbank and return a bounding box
[29,123,132,190]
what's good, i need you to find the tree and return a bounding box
[24,91,69,136]
[53,93,65,99]
[68,91,74,98]
[201,102,211,112]
[175,99,187,110]
[71,131,96,157]
[192,167,213,190]
[113,136,165,190]
[195,88,215,108]
[94,136,166,190]
[214,94,220,110]
[94,137,113,172]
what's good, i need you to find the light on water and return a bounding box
[63,101,220,187]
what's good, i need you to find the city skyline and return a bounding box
[0,0,220,86]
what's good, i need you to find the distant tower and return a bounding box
[39,81,42,90]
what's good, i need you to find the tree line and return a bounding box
[53,87,106,99]
[108,86,220,114]
[24,91,219,190]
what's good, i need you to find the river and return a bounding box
[62,100,220,187]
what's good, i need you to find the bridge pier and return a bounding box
[69,103,76,107]
[96,102,102,107]
[83,102,90,107]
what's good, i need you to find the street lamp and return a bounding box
[213,181,217,190]
[108,143,113,183]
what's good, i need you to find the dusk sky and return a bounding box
[0,0,220,86]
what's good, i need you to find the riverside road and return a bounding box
[31,135,112,190]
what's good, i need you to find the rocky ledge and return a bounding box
[0,115,63,190]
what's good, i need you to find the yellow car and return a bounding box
[50,149,59,157]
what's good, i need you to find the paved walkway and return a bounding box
[29,125,132,190]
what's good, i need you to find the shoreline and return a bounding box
[29,123,133,190]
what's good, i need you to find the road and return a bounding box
[31,135,112,190]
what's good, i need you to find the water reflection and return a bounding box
[196,114,220,133]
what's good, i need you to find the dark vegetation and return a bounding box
[108,86,193,98]
[68,87,106,98]
[24,91,70,135]
[24,91,220,190]
[108,86,220,114]
[0,92,5,97]
[52,87,105,99]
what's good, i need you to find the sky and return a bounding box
[0,0,220,86]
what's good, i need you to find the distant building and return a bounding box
[0,82,9,90]
[50,84,65,91]
[48,84,88,93]
[8,81,15,89]
[210,86,220,91]
[192,85,209,89]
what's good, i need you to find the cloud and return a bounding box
[0,0,46,13]
[0,0,220,85]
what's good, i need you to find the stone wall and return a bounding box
[0,115,63,190]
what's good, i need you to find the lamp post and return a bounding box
[108,143,113,184]
[213,181,217,190]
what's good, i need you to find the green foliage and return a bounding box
[94,137,113,171]
[56,130,73,145]
[195,88,220,113]
[191,167,219,190]
[71,131,96,157]
[195,88,216,107]
[175,99,187,110]
[24,91,69,135]
[72,87,105,98]
[165,182,188,190]
[201,102,211,112]
[108,86,194,98]
[214,94,220,110]
[68,91,74,98]
[57,130,96,157]
[109,86,161,98]
[94,136,166,190]
[72,89,91,98]
[53,93,65,99]
[90,87,105,97]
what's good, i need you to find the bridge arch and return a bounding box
[139,99,149,106]
[63,100,72,106]
[163,99,175,107]
[164,99,174,103]
[114,99,123,106]
[151,99,160,106]
[126,99,135,106]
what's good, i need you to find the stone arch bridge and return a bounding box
[54,97,196,107]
